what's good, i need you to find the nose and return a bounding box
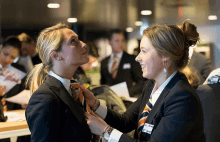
[80,41,87,49]
[135,53,141,62]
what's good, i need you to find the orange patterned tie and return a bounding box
[111,55,118,79]
[70,80,90,114]
[137,97,153,138]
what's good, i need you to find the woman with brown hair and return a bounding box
[82,21,205,142]
[25,23,92,142]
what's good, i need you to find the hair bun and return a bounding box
[180,21,200,47]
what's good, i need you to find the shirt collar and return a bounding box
[151,71,177,105]
[110,51,123,60]
[48,71,70,92]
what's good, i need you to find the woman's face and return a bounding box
[0,46,19,67]
[135,36,164,80]
[59,28,89,67]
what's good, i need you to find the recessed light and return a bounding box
[135,21,143,26]
[126,27,133,32]
[141,10,152,15]
[47,3,60,8]
[67,18,77,23]
[208,15,218,20]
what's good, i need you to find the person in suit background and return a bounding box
[17,33,41,71]
[82,21,205,142]
[100,29,145,97]
[196,68,220,142]
[25,23,93,142]
[0,36,27,142]
[188,49,212,84]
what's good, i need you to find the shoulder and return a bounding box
[11,63,26,73]
[166,73,198,104]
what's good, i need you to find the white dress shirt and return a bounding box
[108,52,123,73]
[95,71,177,141]
[48,71,72,96]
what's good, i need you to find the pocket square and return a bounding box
[123,63,131,69]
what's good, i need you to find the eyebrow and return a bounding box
[67,35,78,43]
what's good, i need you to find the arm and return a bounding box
[26,93,61,142]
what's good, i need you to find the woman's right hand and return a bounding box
[80,86,97,108]
[0,86,6,96]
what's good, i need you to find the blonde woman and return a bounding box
[82,21,205,142]
[25,24,92,142]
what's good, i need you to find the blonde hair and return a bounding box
[26,23,69,94]
[18,33,34,44]
[143,21,199,70]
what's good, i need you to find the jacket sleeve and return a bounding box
[26,93,61,142]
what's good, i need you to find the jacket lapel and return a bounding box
[145,72,184,124]
[45,75,85,124]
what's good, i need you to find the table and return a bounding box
[0,110,30,139]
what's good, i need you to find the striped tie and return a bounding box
[111,55,118,79]
[137,97,153,138]
[70,80,90,114]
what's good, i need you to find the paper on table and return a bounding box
[5,89,30,105]
[110,82,137,102]
[4,111,26,122]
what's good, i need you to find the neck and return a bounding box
[51,64,78,80]
[155,68,176,88]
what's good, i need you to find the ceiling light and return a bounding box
[67,18,77,23]
[208,15,218,20]
[141,10,152,15]
[47,3,60,8]
[126,27,133,32]
[135,21,143,26]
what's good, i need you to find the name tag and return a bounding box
[142,123,154,134]
[123,63,131,69]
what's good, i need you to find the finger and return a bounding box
[90,111,98,117]
[84,112,93,119]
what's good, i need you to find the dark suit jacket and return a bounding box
[196,84,220,142]
[31,53,41,65]
[25,75,91,142]
[104,72,205,142]
[100,51,145,97]
[188,52,212,84]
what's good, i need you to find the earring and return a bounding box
[163,61,167,77]
[59,57,62,60]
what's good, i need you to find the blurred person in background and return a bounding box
[100,29,145,97]
[196,68,220,142]
[180,66,200,89]
[0,36,27,142]
[82,21,205,142]
[188,47,212,84]
[16,33,41,73]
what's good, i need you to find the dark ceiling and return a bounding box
[0,0,219,35]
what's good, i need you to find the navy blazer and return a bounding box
[105,72,205,142]
[196,84,220,142]
[25,75,91,142]
[100,51,145,97]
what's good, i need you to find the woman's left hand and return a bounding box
[85,111,108,136]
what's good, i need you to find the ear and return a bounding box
[162,56,170,62]
[50,51,62,61]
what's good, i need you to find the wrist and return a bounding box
[102,125,114,141]
[91,98,100,111]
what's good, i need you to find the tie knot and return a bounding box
[70,80,80,89]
